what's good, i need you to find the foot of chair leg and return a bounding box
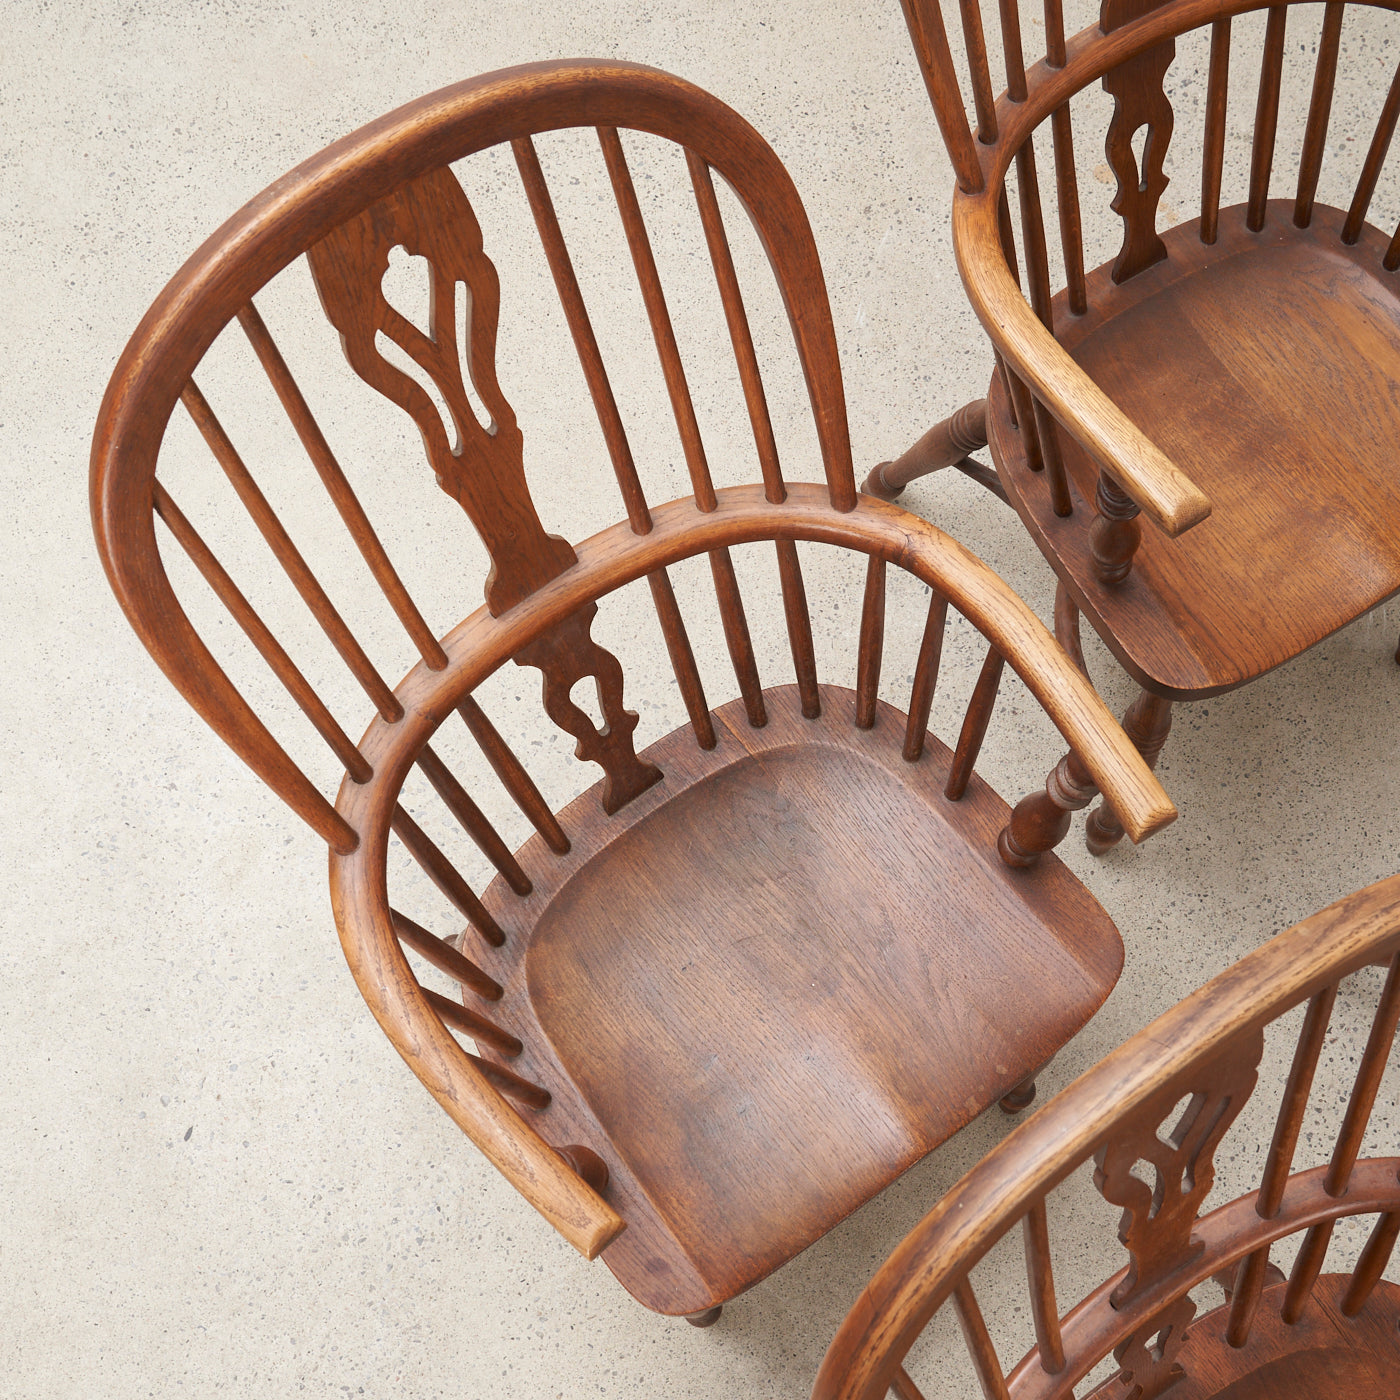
[999,1078,1037,1113]
[863,401,988,502]
[685,1306,722,1328]
[1087,689,1173,856]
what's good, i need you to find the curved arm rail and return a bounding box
[330,484,1179,1260]
[812,872,1400,1400]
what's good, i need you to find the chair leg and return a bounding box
[999,1073,1039,1113]
[863,400,988,500]
[1086,690,1174,855]
[685,1306,722,1328]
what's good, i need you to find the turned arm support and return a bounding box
[953,197,1212,540]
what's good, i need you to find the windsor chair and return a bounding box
[91,60,1175,1324]
[814,871,1400,1400]
[871,0,1400,852]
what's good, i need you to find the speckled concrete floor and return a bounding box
[5,2,1400,1396]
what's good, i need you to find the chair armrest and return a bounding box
[329,483,1175,1262]
[953,196,1212,539]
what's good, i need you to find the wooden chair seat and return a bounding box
[475,684,1122,1314]
[990,202,1400,699]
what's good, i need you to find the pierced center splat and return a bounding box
[307,165,660,812]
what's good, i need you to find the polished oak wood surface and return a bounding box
[92,59,1172,1313]
[993,202,1400,698]
[812,873,1400,1400]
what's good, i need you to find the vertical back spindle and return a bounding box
[237,302,449,671]
[1201,20,1232,244]
[1343,61,1400,244]
[952,1278,1012,1400]
[946,645,1006,800]
[599,126,717,511]
[1341,1212,1400,1316]
[646,569,717,748]
[710,548,766,727]
[685,151,786,504]
[958,0,1000,142]
[1294,3,1346,228]
[415,743,532,895]
[775,540,821,719]
[855,556,887,729]
[1226,982,1337,1345]
[1023,1199,1067,1374]
[457,695,570,854]
[904,592,949,762]
[391,908,504,1001]
[391,804,505,948]
[512,135,653,534]
[1247,8,1289,232]
[900,0,986,194]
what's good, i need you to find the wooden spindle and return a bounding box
[391,908,503,1001]
[180,380,402,721]
[1050,104,1087,315]
[946,645,1005,800]
[236,302,449,671]
[775,540,821,719]
[1294,3,1346,228]
[599,126,717,511]
[856,556,887,730]
[1023,1199,1067,1374]
[457,695,569,854]
[1089,471,1141,585]
[1325,951,1400,1194]
[1032,400,1072,517]
[1343,60,1400,244]
[415,743,532,895]
[709,547,766,727]
[152,481,372,783]
[421,985,522,1056]
[1385,221,1400,272]
[904,592,949,762]
[511,135,652,534]
[646,569,716,749]
[686,151,785,504]
[1015,138,1055,335]
[1284,952,1400,1323]
[1201,20,1232,244]
[899,0,985,194]
[1341,1211,1400,1315]
[958,0,999,142]
[996,191,1044,471]
[1226,983,1337,1345]
[998,747,1098,867]
[1044,0,1066,66]
[952,1278,1012,1400]
[998,0,1029,99]
[1247,8,1289,232]
[391,803,505,948]
[466,1050,551,1110]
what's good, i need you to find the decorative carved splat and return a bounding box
[1094,1029,1264,1307]
[1101,0,1175,282]
[307,167,660,812]
[1110,1295,1196,1400]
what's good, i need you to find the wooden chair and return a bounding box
[91,60,1174,1324]
[813,872,1400,1400]
[871,0,1400,852]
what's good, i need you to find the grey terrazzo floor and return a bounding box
[5,1,1400,1396]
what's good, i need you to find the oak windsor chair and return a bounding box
[92,60,1174,1324]
[814,871,1400,1400]
[870,0,1400,853]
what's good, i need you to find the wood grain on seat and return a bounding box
[993,203,1400,698]
[478,686,1121,1314]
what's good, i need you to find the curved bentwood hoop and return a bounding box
[92,60,1173,1314]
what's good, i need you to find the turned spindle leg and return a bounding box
[864,400,988,500]
[997,748,1099,868]
[1086,690,1173,855]
[1089,471,1141,585]
[685,1306,723,1328]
